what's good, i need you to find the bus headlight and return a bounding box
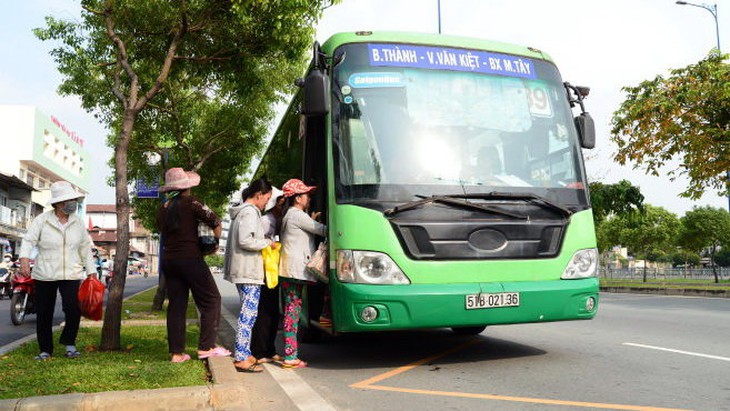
[336,250,410,284]
[561,248,598,279]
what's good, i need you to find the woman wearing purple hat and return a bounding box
[157,167,229,363]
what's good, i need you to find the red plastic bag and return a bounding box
[78,276,105,321]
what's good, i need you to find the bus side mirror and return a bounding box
[575,112,595,149]
[300,70,330,117]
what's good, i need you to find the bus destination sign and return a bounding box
[368,44,537,79]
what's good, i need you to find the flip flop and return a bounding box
[256,354,283,364]
[198,346,231,359]
[65,350,81,359]
[34,352,51,361]
[235,362,263,373]
[281,359,307,369]
[171,353,191,363]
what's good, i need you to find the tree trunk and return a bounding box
[151,271,167,311]
[100,111,135,351]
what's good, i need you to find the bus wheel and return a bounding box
[451,326,486,335]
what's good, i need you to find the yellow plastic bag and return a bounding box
[261,242,280,289]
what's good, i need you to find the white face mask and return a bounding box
[3,258,9,262]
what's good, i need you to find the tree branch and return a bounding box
[104,7,137,109]
[136,10,188,111]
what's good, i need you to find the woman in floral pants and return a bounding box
[278,179,326,368]
[223,179,274,372]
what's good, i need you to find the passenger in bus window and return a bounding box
[223,178,275,373]
[278,179,327,369]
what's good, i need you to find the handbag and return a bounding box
[198,222,219,255]
[306,242,328,283]
[261,242,280,289]
[78,275,105,321]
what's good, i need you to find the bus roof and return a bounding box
[320,31,553,62]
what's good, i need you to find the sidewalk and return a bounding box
[0,275,297,411]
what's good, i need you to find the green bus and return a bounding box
[256,31,599,335]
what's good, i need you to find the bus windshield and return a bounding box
[332,43,589,210]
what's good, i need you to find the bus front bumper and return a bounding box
[331,278,599,333]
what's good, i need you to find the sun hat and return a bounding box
[48,181,85,205]
[282,179,316,198]
[159,167,200,193]
[264,186,284,212]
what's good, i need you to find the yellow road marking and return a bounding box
[350,340,479,388]
[350,339,691,411]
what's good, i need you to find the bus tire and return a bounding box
[451,326,486,335]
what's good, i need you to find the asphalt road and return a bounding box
[217,284,730,411]
[0,274,158,348]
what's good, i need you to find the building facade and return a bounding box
[86,204,160,276]
[0,105,92,256]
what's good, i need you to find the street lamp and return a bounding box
[675,1,720,50]
[676,1,728,212]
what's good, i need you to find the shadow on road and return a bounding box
[299,328,546,371]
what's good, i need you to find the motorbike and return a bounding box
[10,271,35,326]
[0,267,12,299]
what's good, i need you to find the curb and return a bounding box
[600,286,730,298]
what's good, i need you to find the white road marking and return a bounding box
[623,342,730,362]
[220,300,336,411]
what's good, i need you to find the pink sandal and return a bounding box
[282,359,307,369]
[197,346,231,359]
[171,353,191,363]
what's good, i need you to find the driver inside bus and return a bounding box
[462,145,503,185]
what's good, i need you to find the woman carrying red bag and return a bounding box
[19,181,97,361]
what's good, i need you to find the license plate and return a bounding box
[465,292,520,310]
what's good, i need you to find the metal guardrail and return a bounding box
[600,267,729,281]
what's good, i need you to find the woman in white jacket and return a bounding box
[278,179,326,368]
[223,178,274,373]
[19,181,96,360]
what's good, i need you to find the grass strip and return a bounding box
[600,279,730,291]
[122,287,198,320]
[0,286,207,399]
[0,325,208,399]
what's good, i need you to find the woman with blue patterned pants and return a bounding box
[223,179,275,373]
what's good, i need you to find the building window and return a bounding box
[26,174,34,187]
[19,169,25,179]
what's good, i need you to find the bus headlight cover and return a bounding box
[561,248,598,279]
[336,250,410,284]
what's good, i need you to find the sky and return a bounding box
[0,0,727,216]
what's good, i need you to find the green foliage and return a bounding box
[678,206,730,282]
[597,204,679,261]
[35,0,338,350]
[34,0,337,230]
[611,53,730,199]
[205,253,224,268]
[669,249,701,268]
[589,179,644,225]
[678,206,730,255]
[716,248,730,267]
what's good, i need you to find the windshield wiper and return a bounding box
[384,195,526,219]
[474,192,573,217]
